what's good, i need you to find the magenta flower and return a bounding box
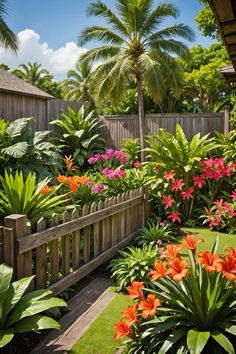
[92,183,105,193]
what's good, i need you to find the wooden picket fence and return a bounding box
[0,188,147,295]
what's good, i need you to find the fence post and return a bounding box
[224,105,230,136]
[4,214,31,280]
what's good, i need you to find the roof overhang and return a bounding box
[220,64,236,84]
[207,0,236,76]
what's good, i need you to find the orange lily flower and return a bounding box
[167,258,189,282]
[40,185,52,195]
[161,244,184,260]
[219,255,236,282]
[148,261,168,282]
[196,251,222,272]
[114,320,132,340]
[57,175,68,183]
[121,305,139,326]
[183,235,204,254]
[126,281,144,300]
[225,248,236,258]
[138,294,161,319]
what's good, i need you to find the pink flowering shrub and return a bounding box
[203,192,236,233]
[147,157,236,228]
[88,148,128,168]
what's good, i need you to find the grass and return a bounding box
[69,227,236,354]
[69,292,129,354]
[182,226,236,253]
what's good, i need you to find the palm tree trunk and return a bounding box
[136,76,146,162]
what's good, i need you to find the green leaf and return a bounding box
[211,331,235,354]
[13,315,61,333]
[187,329,210,354]
[0,329,14,348]
[158,329,186,354]
[0,263,13,296]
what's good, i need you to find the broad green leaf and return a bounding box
[13,315,61,333]
[158,329,186,354]
[211,331,235,354]
[0,264,13,296]
[187,329,210,354]
[0,329,14,348]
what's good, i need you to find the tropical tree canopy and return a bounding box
[12,62,52,87]
[0,0,18,52]
[63,60,95,112]
[79,0,195,160]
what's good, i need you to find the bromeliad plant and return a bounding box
[0,263,67,349]
[0,170,66,226]
[114,236,236,354]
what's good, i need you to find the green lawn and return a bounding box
[69,227,236,354]
[182,227,236,254]
[69,292,129,354]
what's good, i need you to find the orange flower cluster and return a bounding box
[114,281,161,340]
[57,175,89,193]
[114,236,236,342]
[40,185,54,195]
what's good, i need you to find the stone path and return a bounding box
[31,277,116,354]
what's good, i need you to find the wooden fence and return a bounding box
[0,188,147,295]
[0,92,80,131]
[100,111,227,149]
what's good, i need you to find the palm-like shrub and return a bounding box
[114,237,236,354]
[50,106,104,166]
[109,245,158,292]
[146,124,215,182]
[134,217,175,247]
[0,263,67,349]
[0,117,62,178]
[215,130,236,160]
[121,138,141,164]
[0,170,66,226]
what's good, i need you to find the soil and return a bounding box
[2,263,111,354]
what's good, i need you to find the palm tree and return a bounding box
[0,0,18,52]
[63,60,95,112]
[79,0,195,161]
[12,62,52,87]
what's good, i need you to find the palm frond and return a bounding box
[80,45,121,64]
[79,26,125,46]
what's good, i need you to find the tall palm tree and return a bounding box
[0,0,18,52]
[63,60,95,112]
[12,62,52,87]
[79,0,195,161]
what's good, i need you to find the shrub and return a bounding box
[50,106,104,167]
[0,170,66,226]
[120,138,141,165]
[114,236,236,354]
[109,245,158,292]
[0,263,67,349]
[134,217,175,247]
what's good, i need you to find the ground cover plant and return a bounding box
[114,235,236,354]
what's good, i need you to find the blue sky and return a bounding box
[2,0,214,79]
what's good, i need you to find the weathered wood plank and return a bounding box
[50,214,59,284]
[82,205,90,264]
[18,195,144,253]
[36,218,47,289]
[49,230,139,295]
[62,211,71,276]
[91,202,99,258]
[71,209,80,270]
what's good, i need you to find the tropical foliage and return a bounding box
[0,263,67,349]
[114,236,236,354]
[0,117,62,178]
[0,0,18,51]
[79,0,194,159]
[0,170,66,226]
[50,106,104,167]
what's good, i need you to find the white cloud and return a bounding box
[0,29,87,79]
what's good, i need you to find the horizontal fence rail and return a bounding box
[0,188,147,295]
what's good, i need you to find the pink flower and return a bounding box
[180,187,194,200]
[171,179,185,192]
[133,161,141,168]
[193,175,205,189]
[162,195,175,209]
[88,153,101,164]
[92,183,104,193]
[231,191,236,201]
[163,170,175,181]
[167,211,181,223]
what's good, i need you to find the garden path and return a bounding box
[31,277,116,353]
